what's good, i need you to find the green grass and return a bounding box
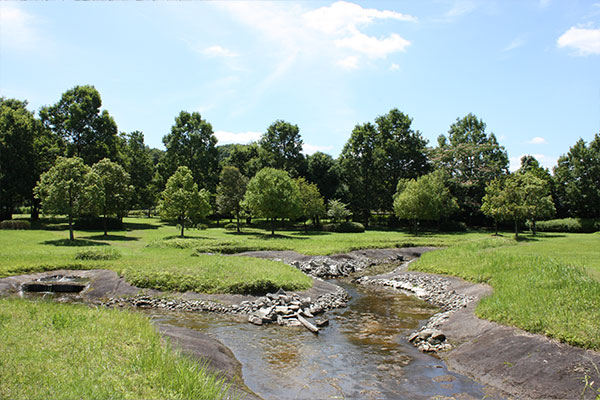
[0,297,229,399]
[411,234,600,350]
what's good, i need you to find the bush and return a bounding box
[75,248,121,260]
[532,218,600,233]
[74,216,123,231]
[323,221,365,233]
[0,220,31,230]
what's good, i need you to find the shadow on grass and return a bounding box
[224,230,308,240]
[123,221,162,231]
[42,238,108,247]
[85,234,140,241]
[162,235,212,240]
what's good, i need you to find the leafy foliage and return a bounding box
[323,221,365,233]
[242,168,300,234]
[39,85,119,165]
[162,111,219,192]
[553,133,600,218]
[75,247,121,260]
[433,114,509,222]
[393,170,458,234]
[531,218,600,233]
[296,177,325,226]
[159,166,211,237]
[216,166,247,232]
[327,199,352,222]
[34,157,96,240]
[0,220,30,230]
[91,158,133,235]
[306,151,342,202]
[122,131,155,210]
[259,120,305,177]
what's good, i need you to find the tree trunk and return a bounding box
[494,220,498,236]
[69,213,74,241]
[514,220,519,240]
[236,211,240,233]
[31,197,41,220]
[532,219,537,236]
[271,218,275,236]
[180,218,185,237]
[103,214,108,236]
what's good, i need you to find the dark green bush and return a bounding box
[75,248,121,260]
[323,221,365,233]
[224,223,239,231]
[0,220,31,230]
[532,218,600,233]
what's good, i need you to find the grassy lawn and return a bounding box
[411,233,600,350]
[0,297,229,400]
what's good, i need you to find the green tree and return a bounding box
[296,177,326,230]
[0,98,36,221]
[433,114,509,223]
[480,178,505,235]
[34,157,95,240]
[327,199,352,223]
[39,85,119,165]
[393,171,458,235]
[122,131,155,211]
[223,143,262,178]
[162,111,219,192]
[375,109,430,211]
[91,158,133,236]
[259,120,305,177]
[306,152,341,202]
[339,122,379,225]
[481,171,555,239]
[553,134,600,218]
[216,166,248,233]
[242,168,300,235]
[159,166,211,237]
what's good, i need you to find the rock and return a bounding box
[285,318,302,327]
[408,332,419,343]
[248,314,263,326]
[315,318,329,327]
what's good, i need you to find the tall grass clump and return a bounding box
[0,298,229,400]
[412,236,600,350]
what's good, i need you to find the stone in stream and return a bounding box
[297,314,319,334]
[248,314,263,326]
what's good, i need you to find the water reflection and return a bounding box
[149,281,486,400]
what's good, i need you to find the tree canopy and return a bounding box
[91,158,133,235]
[216,166,248,232]
[296,177,326,229]
[159,166,211,237]
[259,120,305,177]
[34,157,95,240]
[433,113,509,223]
[162,111,219,192]
[39,85,119,165]
[243,168,300,235]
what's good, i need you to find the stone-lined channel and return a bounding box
[148,280,487,400]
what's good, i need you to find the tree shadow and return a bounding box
[84,234,140,241]
[123,221,162,231]
[515,236,540,242]
[161,235,212,241]
[290,231,332,236]
[42,238,108,247]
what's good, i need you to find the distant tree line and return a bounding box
[1,85,599,236]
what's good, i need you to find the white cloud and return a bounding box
[303,143,334,155]
[335,32,410,58]
[528,137,546,144]
[337,55,359,70]
[0,4,43,51]
[202,45,237,58]
[302,1,416,35]
[215,130,262,145]
[509,154,557,172]
[503,37,525,52]
[217,1,414,70]
[390,63,400,71]
[444,1,478,20]
[557,26,600,56]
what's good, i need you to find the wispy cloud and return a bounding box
[337,55,359,70]
[214,130,262,145]
[557,26,600,55]
[503,37,525,52]
[202,45,238,58]
[303,143,334,155]
[0,4,46,52]
[528,136,546,144]
[390,63,401,71]
[444,1,478,20]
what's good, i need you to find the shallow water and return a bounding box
[150,281,487,400]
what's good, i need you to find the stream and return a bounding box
[149,280,487,400]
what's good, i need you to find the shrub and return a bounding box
[75,248,121,260]
[0,220,31,230]
[323,221,365,233]
[532,218,600,233]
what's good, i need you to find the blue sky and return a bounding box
[1,1,599,171]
